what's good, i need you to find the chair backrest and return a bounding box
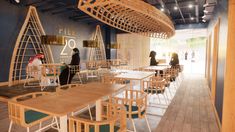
[69,101,126,132]
[41,64,61,77]
[110,59,121,66]
[26,65,40,78]
[101,74,115,84]
[112,90,147,119]
[143,77,166,94]
[86,61,99,70]
[166,68,178,77]
[8,92,50,127]
[68,65,80,74]
[56,84,80,92]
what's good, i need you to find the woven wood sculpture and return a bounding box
[8,6,53,86]
[78,0,175,39]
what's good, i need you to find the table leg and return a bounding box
[96,99,102,121]
[140,80,143,91]
[130,80,133,89]
[59,115,68,132]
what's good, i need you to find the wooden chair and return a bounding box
[67,65,83,84]
[112,90,151,132]
[56,84,93,120]
[69,101,126,132]
[40,64,61,91]
[8,92,59,132]
[86,61,100,80]
[101,74,115,84]
[24,66,41,88]
[143,76,169,105]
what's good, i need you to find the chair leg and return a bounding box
[131,119,136,132]
[27,127,29,132]
[67,73,70,84]
[8,120,13,132]
[55,117,60,130]
[145,115,151,132]
[88,105,93,121]
[38,122,42,132]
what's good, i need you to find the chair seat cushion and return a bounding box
[25,110,48,124]
[89,124,120,132]
[46,74,58,76]
[144,88,164,94]
[125,105,146,119]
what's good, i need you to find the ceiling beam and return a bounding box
[174,0,185,23]
[195,0,199,23]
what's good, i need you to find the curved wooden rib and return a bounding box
[8,6,54,86]
[78,0,175,38]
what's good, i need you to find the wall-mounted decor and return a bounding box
[8,6,54,86]
[88,25,106,61]
[78,0,175,39]
[83,40,99,48]
[41,35,65,45]
[110,43,121,49]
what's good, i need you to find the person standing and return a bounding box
[185,51,188,60]
[59,48,80,85]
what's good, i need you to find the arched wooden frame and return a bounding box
[8,6,54,86]
[78,0,175,39]
[88,25,106,61]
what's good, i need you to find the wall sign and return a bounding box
[58,27,78,56]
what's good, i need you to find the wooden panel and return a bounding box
[117,34,150,69]
[206,34,212,83]
[222,2,235,132]
[211,19,220,104]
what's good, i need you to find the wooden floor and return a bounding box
[0,74,220,132]
[155,74,220,132]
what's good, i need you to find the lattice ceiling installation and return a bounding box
[78,0,175,39]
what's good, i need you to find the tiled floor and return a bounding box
[0,74,219,132]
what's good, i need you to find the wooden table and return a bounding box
[144,65,169,71]
[114,70,154,90]
[17,83,126,132]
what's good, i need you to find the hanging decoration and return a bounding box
[78,0,175,39]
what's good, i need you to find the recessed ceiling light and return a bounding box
[202,19,206,22]
[174,6,178,10]
[202,15,206,18]
[15,0,20,3]
[160,8,164,11]
[188,4,193,8]
[191,17,194,20]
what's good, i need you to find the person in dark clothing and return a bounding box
[149,51,159,66]
[185,51,188,60]
[149,51,162,76]
[59,48,80,85]
[169,52,179,67]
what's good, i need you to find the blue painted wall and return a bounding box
[0,1,114,82]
